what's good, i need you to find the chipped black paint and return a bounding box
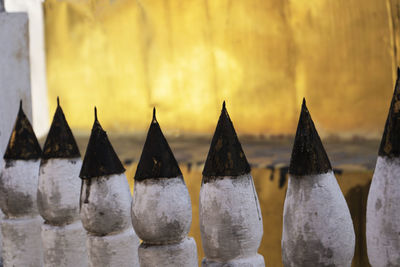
[42,97,80,159]
[79,107,125,179]
[379,68,400,158]
[289,99,332,176]
[202,101,250,180]
[4,101,42,160]
[134,108,182,180]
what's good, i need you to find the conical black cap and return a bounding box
[379,68,400,157]
[80,108,125,179]
[202,101,250,179]
[134,108,182,181]
[42,98,80,159]
[4,101,42,160]
[289,99,332,176]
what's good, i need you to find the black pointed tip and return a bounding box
[42,103,80,159]
[202,103,250,180]
[379,70,400,157]
[57,96,60,107]
[152,107,156,123]
[289,101,332,176]
[302,97,306,107]
[135,114,182,181]
[94,106,98,122]
[222,100,226,110]
[4,103,42,160]
[80,115,125,179]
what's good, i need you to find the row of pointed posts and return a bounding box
[3,70,400,265]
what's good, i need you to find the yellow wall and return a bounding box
[44,0,398,137]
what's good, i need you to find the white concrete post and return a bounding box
[199,102,264,267]
[0,3,32,155]
[4,0,49,137]
[0,4,34,265]
[37,98,87,267]
[80,108,140,267]
[281,99,355,267]
[0,102,43,267]
[367,68,400,266]
[131,108,198,267]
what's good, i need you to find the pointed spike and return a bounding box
[202,103,250,180]
[289,100,332,176]
[4,104,42,160]
[302,97,306,107]
[134,113,182,180]
[19,100,22,110]
[42,102,80,159]
[152,107,156,122]
[94,106,98,121]
[379,69,400,157]
[57,96,60,107]
[80,114,125,178]
[222,100,226,110]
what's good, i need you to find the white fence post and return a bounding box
[131,108,198,267]
[367,68,400,266]
[4,0,49,136]
[282,99,355,266]
[37,98,87,267]
[199,102,264,267]
[79,107,140,267]
[0,102,43,266]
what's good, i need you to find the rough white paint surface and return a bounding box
[282,171,355,267]
[5,0,49,136]
[87,227,140,267]
[202,254,265,267]
[367,156,400,267]
[37,158,82,225]
[41,220,87,267]
[200,174,263,265]
[138,237,198,267]
[80,173,132,235]
[0,160,40,218]
[1,216,43,267]
[131,176,192,244]
[0,13,32,153]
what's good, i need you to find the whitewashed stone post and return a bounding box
[199,102,264,267]
[131,108,198,267]
[367,68,400,267]
[0,1,32,153]
[0,101,43,267]
[37,98,87,267]
[80,108,140,267]
[4,0,49,136]
[281,99,355,267]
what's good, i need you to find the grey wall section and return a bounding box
[0,12,32,155]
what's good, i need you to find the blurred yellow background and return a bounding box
[44,0,398,138]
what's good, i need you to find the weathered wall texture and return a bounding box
[44,0,398,137]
